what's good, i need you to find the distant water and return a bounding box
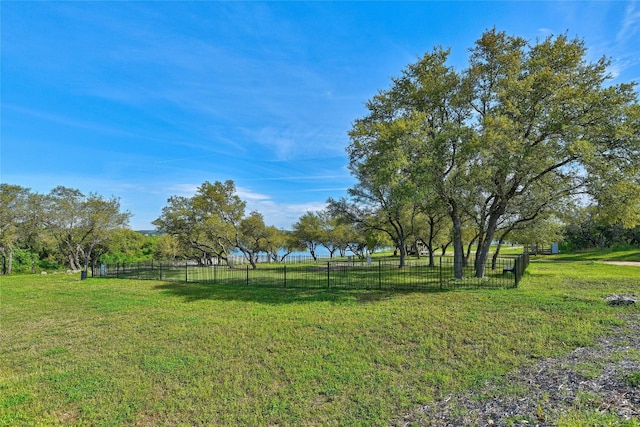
[230,247,356,260]
[281,247,358,257]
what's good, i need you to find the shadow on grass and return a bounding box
[153,281,447,305]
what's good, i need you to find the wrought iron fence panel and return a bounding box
[99,253,529,290]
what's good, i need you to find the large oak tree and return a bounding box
[345,29,639,278]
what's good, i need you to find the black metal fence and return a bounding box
[98,253,529,290]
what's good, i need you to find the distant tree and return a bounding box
[262,226,284,262]
[411,206,451,267]
[330,222,357,257]
[362,228,394,255]
[154,180,276,269]
[153,194,208,264]
[154,234,183,261]
[44,186,131,271]
[589,170,640,231]
[343,226,393,259]
[563,206,640,249]
[266,229,306,262]
[291,211,324,261]
[238,211,271,267]
[0,184,31,274]
[97,229,151,264]
[19,192,47,273]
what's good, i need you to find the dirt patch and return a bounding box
[603,261,640,267]
[393,313,640,426]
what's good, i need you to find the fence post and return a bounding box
[378,260,382,289]
[246,265,249,286]
[514,257,519,288]
[159,262,162,281]
[185,262,188,283]
[439,257,443,289]
[284,265,287,288]
[138,262,140,280]
[327,262,330,288]
[214,264,217,283]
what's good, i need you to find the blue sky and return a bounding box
[2,1,639,230]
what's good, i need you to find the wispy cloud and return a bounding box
[236,187,272,201]
[291,187,349,193]
[257,174,350,182]
[617,1,640,43]
[246,125,347,161]
[249,199,328,229]
[2,104,134,137]
[163,184,199,197]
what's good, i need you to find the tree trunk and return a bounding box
[82,245,94,272]
[491,243,502,271]
[427,217,436,267]
[474,210,502,278]
[68,253,79,271]
[396,235,407,268]
[451,206,464,279]
[278,250,291,263]
[30,247,36,273]
[6,247,11,275]
[223,256,234,269]
[464,235,477,267]
[440,240,451,256]
[491,228,513,270]
[1,246,14,275]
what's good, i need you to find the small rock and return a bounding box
[41,271,47,275]
[605,295,637,306]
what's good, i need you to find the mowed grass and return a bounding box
[1,252,639,426]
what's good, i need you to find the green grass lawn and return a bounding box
[1,249,639,426]
[544,246,640,262]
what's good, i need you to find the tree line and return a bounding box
[0,182,393,274]
[2,30,639,276]
[0,185,130,274]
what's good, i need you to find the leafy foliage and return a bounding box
[44,186,131,270]
[341,29,640,278]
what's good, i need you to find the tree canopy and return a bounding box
[341,29,640,278]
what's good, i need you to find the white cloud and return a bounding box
[164,183,199,197]
[537,27,554,37]
[617,1,640,44]
[235,187,272,201]
[3,104,135,137]
[247,125,346,162]
[247,199,328,229]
